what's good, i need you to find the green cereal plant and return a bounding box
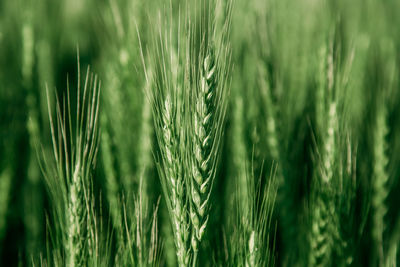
[188,42,231,255]
[147,12,191,264]
[372,102,389,266]
[226,164,277,267]
[40,60,100,266]
[147,1,231,265]
[309,42,338,267]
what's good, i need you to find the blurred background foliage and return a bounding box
[1,0,400,266]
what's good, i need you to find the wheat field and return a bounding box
[1,0,400,266]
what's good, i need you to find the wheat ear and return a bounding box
[41,62,100,267]
[151,87,190,266]
[190,48,218,247]
[372,103,389,266]
[310,45,337,267]
[188,1,232,261]
[144,10,192,266]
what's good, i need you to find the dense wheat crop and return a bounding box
[1,0,400,266]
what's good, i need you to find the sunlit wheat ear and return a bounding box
[151,80,190,266]
[189,40,231,261]
[40,61,100,267]
[188,2,232,259]
[164,94,191,266]
[144,9,193,265]
[190,48,218,249]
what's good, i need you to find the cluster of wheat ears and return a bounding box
[1,0,400,266]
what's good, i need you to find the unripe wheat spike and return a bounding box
[190,48,218,251]
[40,60,100,266]
[372,104,389,266]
